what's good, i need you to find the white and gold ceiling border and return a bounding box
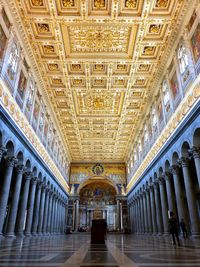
[0,79,70,193]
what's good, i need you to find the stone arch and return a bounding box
[25,159,31,171]
[165,160,170,172]
[16,151,24,165]
[6,140,14,157]
[181,141,190,157]
[158,167,163,177]
[32,166,37,177]
[193,127,200,147]
[172,151,179,165]
[38,172,42,180]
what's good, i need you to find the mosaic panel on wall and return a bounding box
[70,163,126,184]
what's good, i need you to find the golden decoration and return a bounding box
[94,79,104,85]
[143,46,155,55]
[94,0,106,8]
[73,79,83,85]
[69,26,130,53]
[135,79,145,85]
[138,64,150,71]
[71,64,81,70]
[117,64,126,70]
[62,0,75,7]
[155,0,168,8]
[94,64,104,71]
[52,78,62,84]
[31,0,43,6]
[149,24,161,34]
[48,64,59,71]
[43,45,55,53]
[125,0,137,9]
[37,23,50,33]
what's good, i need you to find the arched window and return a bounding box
[178,45,189,74]
[7,43,19,77]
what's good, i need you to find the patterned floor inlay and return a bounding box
[0,234,199,267]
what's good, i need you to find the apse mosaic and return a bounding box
[79,182,116,206]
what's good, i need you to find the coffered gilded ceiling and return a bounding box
[7,0,189,162]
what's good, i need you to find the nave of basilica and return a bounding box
[0,0,200,266]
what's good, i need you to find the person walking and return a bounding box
[180,218,188,238]
[169,211,180,246]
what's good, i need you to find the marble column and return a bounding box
[31,181,42,235]
[24,177,37,236]
[158,177,169,234]
[15,172,32,236]
[169,165,188,225]
[153,181,163,234]
[149,185,157,234]
[75,199,79,232]
[189,147,200,187]
[5,164,24,237]
[139,194,145,233]
[53,197,58,233]
[47,191,53,234]
[136,197,141,233]
[42,188,50,234]
[50,195,56,234]
[164,172,176,214]
[142,192,148,233]
[0,156,16,235]
[146,189,153,233]
[37,184,46,234]
[179,157,200,235]
[116,199,121,231]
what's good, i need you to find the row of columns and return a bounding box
[129,148,200,236]
[0,147,68,237]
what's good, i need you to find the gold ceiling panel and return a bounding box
[61,24,137,58]
[8,0,189,162]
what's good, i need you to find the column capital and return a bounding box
[158,177,165,185]
[189,146,200,159]
[24,171,32,180]
[153,181,159,189]
[15,164,25,174]
[163,171,171,181]
[5,156,17,167]
[169,164,179,175]
[31,176,38,185]
[37,180,43,189]
[178,157,190,167]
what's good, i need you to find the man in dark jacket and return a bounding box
[168,211,180,246]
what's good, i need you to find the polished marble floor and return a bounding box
[0,234,200,267]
